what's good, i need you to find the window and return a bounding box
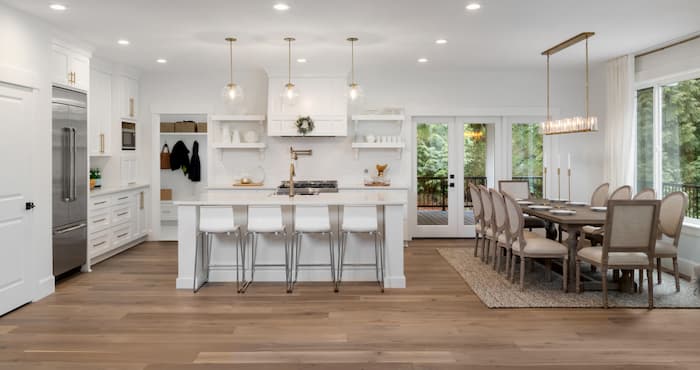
[511,123,543,198]
[636,77,700,219]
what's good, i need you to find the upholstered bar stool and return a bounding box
[241,205,291,293]
[193,206,243,293]
[291,205,336,292]
[336,205,385,293]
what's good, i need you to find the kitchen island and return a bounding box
[174,191,407,289]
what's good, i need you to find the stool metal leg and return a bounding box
[193,232,202,293]
[328,231,336,284]
[379,232,385,293]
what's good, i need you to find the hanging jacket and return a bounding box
[170,140,190,174]
[188,140,201,182]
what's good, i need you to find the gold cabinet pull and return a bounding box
[129,98,134,117]
[99,133,105,153]
[139,191,144,210]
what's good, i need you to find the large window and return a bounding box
[636,77,700,219]
[512,123,543,198]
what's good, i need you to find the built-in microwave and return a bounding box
[121,121,136,151]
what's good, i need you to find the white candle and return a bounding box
[567,153,571,169]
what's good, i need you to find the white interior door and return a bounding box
[0,83,34,316]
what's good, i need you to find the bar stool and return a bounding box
[336,205,385,293]
[291,205,336,292]
[241,205,291,293]
[193,206,243,293]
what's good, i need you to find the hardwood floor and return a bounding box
[1,239,700,369]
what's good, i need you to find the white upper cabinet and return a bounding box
[117,75,139,120]
[88,68,112,156]
[51,43,90,91]
[267,77,348,136]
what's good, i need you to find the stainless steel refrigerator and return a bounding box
[52,86,88,276]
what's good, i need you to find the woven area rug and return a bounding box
[438,247,700,308]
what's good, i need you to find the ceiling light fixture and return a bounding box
[541,32,598,135]
[282,37,299,104]
[296,58,307,63]
[347,37,363,102]
[117,39,130,46]
[466,3,481,10]
[417,58,429,63]
[156,59,167,64]
[222,37,243,103]
[435,39,448,45]
[49,3,67,11]
[273,3,290,11]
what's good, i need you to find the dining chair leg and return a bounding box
[519,256,526,291]
[545,258,552,282]
[673,257,680,292]
[602,267,608,308]
[495,245,502,272]
[482,238,488,263]
[492,243,499,270]
[647,267,654,309]
[473,234,480,257]
[562,257,568,292]
[505,249,511,276]
[638,269,644,294]
[510,254,517,283]
[575,260,581,294]
[656,257,662,284]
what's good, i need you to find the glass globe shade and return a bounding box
[222,83,244,102]
[348,83,364,104]
[282,83,300,105]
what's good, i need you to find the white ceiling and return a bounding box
[4,0,700,74]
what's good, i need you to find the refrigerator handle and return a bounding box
[71,127,77,201]
[62,127,71,202]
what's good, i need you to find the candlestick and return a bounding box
[567,153,571,170]
[543,167,547,199]
[557,167,561,200]
[568,168,572,201]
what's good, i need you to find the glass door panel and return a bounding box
[511,123,544,198]
[416,121,450,226]
[463,123,488,225]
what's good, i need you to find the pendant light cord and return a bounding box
[229,39,234,85]
[546,55,550,123]
[288,39,292,85]
[585,37,589,120]
[351,39,355,84]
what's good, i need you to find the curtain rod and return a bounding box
[636,34,700,59]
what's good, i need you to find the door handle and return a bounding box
[55,223,87,235]
[25,202,36,210]
[63,127,71,201]
[70,127,77,201]
[449,183,455,188]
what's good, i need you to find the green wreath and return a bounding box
[295,116,314,135]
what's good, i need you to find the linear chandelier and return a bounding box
[541,32,599,135]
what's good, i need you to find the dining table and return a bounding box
[521,200,636,293]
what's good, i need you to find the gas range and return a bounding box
[276,180,339,195]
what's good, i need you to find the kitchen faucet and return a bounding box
[289,147,312,197]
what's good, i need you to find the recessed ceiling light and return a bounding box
[296,58,307,63]
[418,58,429,63]
[117,39,130,46]
[49,3,67,11]
[273,3,290,11]
[156,59,167,64]
[435,39,448,45]
[466,3,481,10]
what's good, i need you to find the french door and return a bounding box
[414,117,496,238]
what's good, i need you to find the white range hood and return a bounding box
[267,77,348,136]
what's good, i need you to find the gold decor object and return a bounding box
[376,164,388,177]
[541,32,599,135]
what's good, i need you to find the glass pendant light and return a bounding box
[222,37,244,104]
[282,37,299,105]
[347,37,363,103]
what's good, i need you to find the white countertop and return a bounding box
[174,191,407,206]
[207,183,410,191]
[89,183,149,197]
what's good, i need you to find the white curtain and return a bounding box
[604,55,636,190]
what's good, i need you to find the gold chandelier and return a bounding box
[541,32,599,135]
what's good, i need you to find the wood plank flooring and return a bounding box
[1,239,700,369]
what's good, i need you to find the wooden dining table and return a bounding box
[521,201,627,293]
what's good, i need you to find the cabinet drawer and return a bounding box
[111,224,132,248]
[160,203,177,221]
[112,192,134,205]
[89,196,111,210]
[89,210,111,233]
[88,230,111,257]
[111,205,133,225]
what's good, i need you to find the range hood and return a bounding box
[267,77,348,136]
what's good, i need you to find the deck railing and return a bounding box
[662,183,700,219]
[417,176,544,210]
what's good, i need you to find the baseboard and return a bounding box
[660,257,698,280]
[34,275,55,302]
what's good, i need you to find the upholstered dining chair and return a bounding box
[582,185,634,240]
[609,185,633,202]
[652,191,688,292]
[576,200,661,309]
[479,185,496,264]
[490,189,509,273]
[469,183,485,258]
[561,182,610,243]
[499,180,546,231]
[503,193,568,291]
[633,188,656,200]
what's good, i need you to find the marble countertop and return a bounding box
[174,191,407,206]
[89,183,149,197]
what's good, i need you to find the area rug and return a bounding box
[438,247,700,308]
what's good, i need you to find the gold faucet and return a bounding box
[289,147,312,197]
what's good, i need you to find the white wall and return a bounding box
[0,3,55,299]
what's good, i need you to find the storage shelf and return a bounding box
[213,142,266,159]
[351,114,405,122]
[351,142,405,160]
[160,132,207,136]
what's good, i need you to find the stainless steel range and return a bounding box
[277,180,338,195]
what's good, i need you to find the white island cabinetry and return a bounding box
[175,191,406,289]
